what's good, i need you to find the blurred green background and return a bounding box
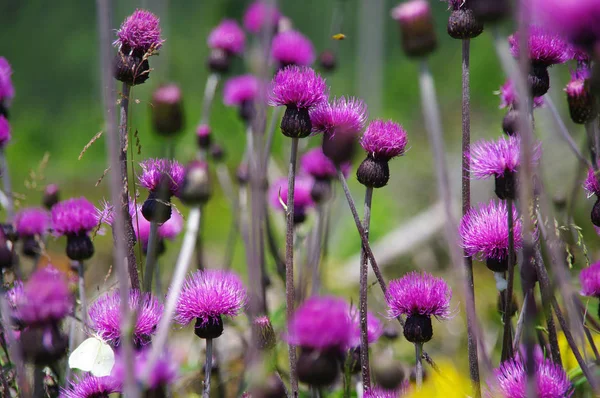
[1,0,597,386]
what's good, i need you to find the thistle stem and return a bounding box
[286,137,299,396]
[78,261,87,327]
[501,199,515,361]
[263,107,284,170]
[199,73,220,126]
[309,203,328,296]
[203,338,213,398]
[33,366,44,398]
[0,149,13,221]
[96,1,137,395]
[118,82,140,291]
[196,204,205,270]
[359,187,373,390]
[143,222,159,292]
[512,291,529,351]
[461,38,481,397]
[415,343,423,390]
[142,207,201,380]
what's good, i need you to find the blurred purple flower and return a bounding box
[386,271,452,319]
[0,115,11,148]
[112,349,178,390]
[580,261,600,297]
[243,1,281,34]
[391,0,431,23]
[271,30,315,67]
[114,9,163,53]
[0,57,14,104]
[15,208,50,237]
[51,197,98,236]
[133,205,183,247]
[360,119,408,161]
[460,200,523,261]
[268,176,315,214]
[138,158,185,197]
[497,80,544,109]
[17,266,72,326]
[152,83,181,104]
[300,147,351,180]
[347,306,383,348]
[89,289,163,347]
[175,270,247,326]
[268,65,328,109]
[364,383,410,398]
[584,167,600,197]
[223,74,260,106]
[208,19,245,55]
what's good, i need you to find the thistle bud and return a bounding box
[151,84,184,136]
[196,125,212,150]
[297,348,340,387]
[43,184,60,210]
[194,316,224,340]
[566,73,596,124]
[391,0,437,58]
[373,357,406,390]
[179,160,211,206]
[210,143,226,162]
[446,1,483,40]
[252,316,276,351]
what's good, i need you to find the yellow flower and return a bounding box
[557,330,600,372]
[406,360,474,398]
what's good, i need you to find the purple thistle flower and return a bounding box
[360,119,408,161]
[583,167,600,197]
[268,176,315,215]
[14,207,50,237]
[286,296,353,351]
[223,74,260,107]
[580,261,600,297]
[243,1,281,34]
[271,30,316,67]
[470,135,541,179]
[89,289,163,347]
[138,158,185,197]
[114,9,163,53]
[492,358,572,398]
[311,96,368,137]
[460,200,523,261]
[0,115,11,148]
[386,271,452,319]
[133,205,183,248]
[364,383,410,398]
[508,26,571,67]
[51,197,98,236]
[347,306,383,348]
[208,19,245,55]
[497,80,544,109]
[0,57,15,104]
[112,349,178,390]
[300,147,351,180]
[59,374,121,398]
[268,65,328,109]
[17,266,72,326]
[175,269,247,326]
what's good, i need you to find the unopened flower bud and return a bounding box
[196,125,212,150]
[502,110,519,136]
[357,156,390,188]
[252,316,276,351]
[43,184,60,210]
[297,347,340,387]
[447,2,484,40]
[319,50,337,72]
[210,143,226,162]
[194,316,224,339]
[403,313,433,343]
[566,74,596,124]
[373,357,406,390]
[179,160,211,206]
[391,0,437,58]
[151,84,184,136]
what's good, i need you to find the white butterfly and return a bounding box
[68,336,115,377]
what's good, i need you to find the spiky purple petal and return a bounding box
[360,119,408,160]
[310,96,367,137]
[508,26,571,66]
[59,374,121,398]
[470,135,541,179]
[114,9,163,53]
[138,158,185,197]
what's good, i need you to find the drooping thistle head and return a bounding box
[51,197,98,261]
[138,158,184,223]
[492,358,573,398]
[243,1,281,34]
[459,200,523,272]
[271,30,316,68]
[88,289,163,349]
[357,119,408,188]
[311,96,368,165]
[269,65,328,138]
[207,19,245,73]
[386,271,452,344]
[113,9,163,86]
[269,176,315,224]
[175,269,247,339]
[59,374,122,398]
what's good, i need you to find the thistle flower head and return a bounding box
[133,205,184,247]
[360,119,408,161]
[271,30,316,67]
[0,116,11,148]
[391,0,431,23]
[268,176,315,213]
[243,1,281,34]
[138,158,185,197]
[580,261,600,297]
[347,306,383,348]
[89,289,163,347]
[492,358,573,398]
[310,96,368,137]
[0,57,15,103]
[59,374,121,398]
[15,208,50,237]
[223,74,260,106]
[208,19,245,55]
[112,349,178,390]
[286,296,353,351]
[508,26,571,66]
[386,271,452,319]
[498,80,544,109]
[114,9,163,53]
[268,65,328,109]
[584,167,600,197]
[470,136,541,179]
[152,83,181,105]
[300,147,351,180]
[17,266,72,326]
[175,270,247,326]
[51,197,98,236]
[460,200,523,261]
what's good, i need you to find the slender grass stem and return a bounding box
[96,1,137,395]
[0,150,13,221]
[415,343,423,390]
[203,338,213,398]
[512,291,529,350]
[359,187,373,390]
[545,96,590,168]
[143,222,159,292]
[501,199,515,361]
[286,137,299,396]
[199,73,220,126]
[142,207,201,380]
